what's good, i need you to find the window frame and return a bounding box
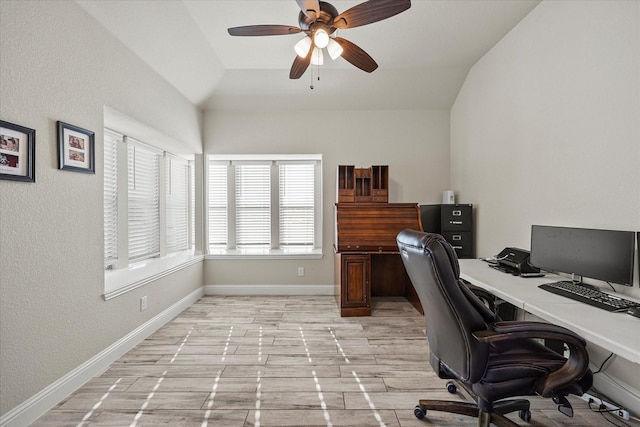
[205,154,323,259]
[103,128,200,300]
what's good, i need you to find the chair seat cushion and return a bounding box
[472,338,572,402]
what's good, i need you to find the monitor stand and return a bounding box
[568,274,599,291]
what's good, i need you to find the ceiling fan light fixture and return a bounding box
[313,28,330,48]
[310,47,324,65]
[294,36,312,58]
[327,38,343,60]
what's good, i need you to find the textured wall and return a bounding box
[450,0,640,293]
[202,109,451,287]
[0,1,203,415]
[450,0,640,412]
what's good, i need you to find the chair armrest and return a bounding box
[473,321,586,348]
[473,321,590,397]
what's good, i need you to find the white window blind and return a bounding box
[279,163,314,246]
[103,129,120,267]
[166,156,189,253]
[208,162,228,248]
[127,141,161,261]
[190,160,195,248]
[235,163,271,248]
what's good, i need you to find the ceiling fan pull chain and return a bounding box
[310,63,314,89]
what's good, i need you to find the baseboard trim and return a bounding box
[0,287,204,427]
[204,284,334,296]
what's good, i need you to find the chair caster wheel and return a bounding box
[518,409,532,422]
[446,381,457,394]
[414,405,426,419]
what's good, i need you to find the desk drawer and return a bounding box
[441,205,472,231]
[441,231,472,258]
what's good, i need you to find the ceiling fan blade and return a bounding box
[333,0,411,29]
[290,48,313,79]
[296,0,320,20]
[334,37,378,73]
[228,25,301,36]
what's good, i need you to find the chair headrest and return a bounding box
[397,229,460,279]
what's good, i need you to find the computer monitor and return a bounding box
[530,225,635,286]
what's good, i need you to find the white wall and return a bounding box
[0,0,203,416]
[451,0,639,286]
[203,109,450,287]
[450,0,640,412]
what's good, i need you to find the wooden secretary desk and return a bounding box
[334,165,424,316]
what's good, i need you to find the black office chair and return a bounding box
[396,230,593,427]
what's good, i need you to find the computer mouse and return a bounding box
[625,307,640,318]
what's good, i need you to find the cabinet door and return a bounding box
[342,255,370,308]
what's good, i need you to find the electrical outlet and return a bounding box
[298,267,305,277]
[140,296,148,311]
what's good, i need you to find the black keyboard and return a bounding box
[539,281,640,312]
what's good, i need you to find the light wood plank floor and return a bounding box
[33,296,638,426]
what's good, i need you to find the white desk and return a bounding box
[459,259,640,365]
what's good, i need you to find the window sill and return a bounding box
[104,250,204,300]
[205,248,323,260]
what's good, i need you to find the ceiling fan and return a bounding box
[227,0,411,79]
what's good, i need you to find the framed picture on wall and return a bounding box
[57,121,95,174]
[0,120,36,183]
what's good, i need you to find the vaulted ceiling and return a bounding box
[77,0,540,111]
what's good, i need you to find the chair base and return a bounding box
[415,398,531,427]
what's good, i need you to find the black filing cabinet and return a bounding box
[420,204,473,258]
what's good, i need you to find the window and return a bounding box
[235,163,271,248]
[279,163,315,247]
[166,155,190,253]
[208,163,227,249]
[103,129,120,267]
[190,160,195,248]
[127,140,161,262]
[207,155,322,256]
[104,129,194,270]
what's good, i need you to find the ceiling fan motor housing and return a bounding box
[298,1,339,34]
